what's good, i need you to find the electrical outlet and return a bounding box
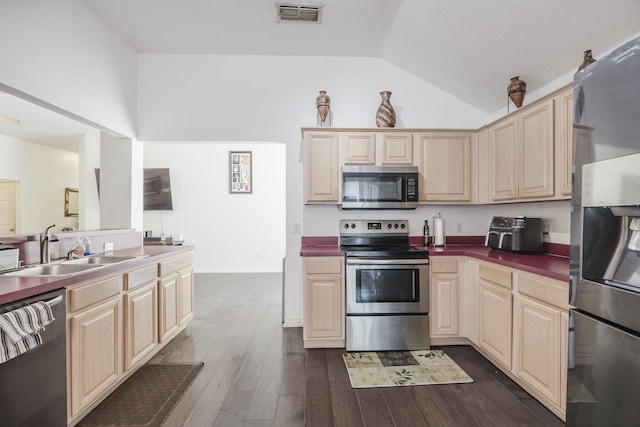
[104,242,114,251]
[456,222,463,233]
[293,223,301,234]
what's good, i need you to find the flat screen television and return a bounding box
[143,168,173,210]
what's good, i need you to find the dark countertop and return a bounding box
[300,241,569,282]
[0,245,194,305]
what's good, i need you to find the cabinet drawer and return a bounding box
[68,275,122,312]
[431,258,458,273]
[517,273,569,309]
[479,263,512,289]
[305,257,343,275]
[158,253,193,277]
[124,264,157,291]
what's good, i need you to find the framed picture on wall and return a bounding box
[229,151,252,194]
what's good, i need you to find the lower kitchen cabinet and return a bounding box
[123,281,158,371]
[158,253,194,342]
[158,273,180,342]
[68,289,122,418]
[179,267,194,325]
[477,263,513,369]
[303,256,345,348]
[513,272,570,419]
[430,257,460,338]
[66,251,195,425]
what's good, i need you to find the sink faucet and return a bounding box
[40,224,59,264]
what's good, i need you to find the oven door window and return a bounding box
[356,269,419,303]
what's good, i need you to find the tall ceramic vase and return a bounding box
[316,90,331,126]
[507,76,526,108]
[375,91,396,128]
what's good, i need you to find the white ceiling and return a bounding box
[2,0,640,150]
[84,0,640,113]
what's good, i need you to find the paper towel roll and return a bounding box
[433,217,445,246]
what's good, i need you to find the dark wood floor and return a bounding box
[151,273,565,427]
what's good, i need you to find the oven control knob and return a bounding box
[344,223,349,229]
[394,223,399,229]
[350,223,356,228]
[387,223,392,229]
[400,223,406,229]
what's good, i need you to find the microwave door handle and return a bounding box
[498,232,512,249]
[485,231,499,246]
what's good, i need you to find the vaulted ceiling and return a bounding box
[84,0,640,114]
[2,1,639,147]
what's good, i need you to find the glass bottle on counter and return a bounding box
[423,220,430,246]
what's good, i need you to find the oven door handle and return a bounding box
[346,258,429,265]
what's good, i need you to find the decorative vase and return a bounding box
[375,91,396,128]
[507,76,527,108]
[316,90,331,126]
[576,49,596,73]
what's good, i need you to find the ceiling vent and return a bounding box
[276,3,322,23]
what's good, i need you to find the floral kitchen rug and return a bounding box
[342,350,473,388]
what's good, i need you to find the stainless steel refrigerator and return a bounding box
[567,35,640,426]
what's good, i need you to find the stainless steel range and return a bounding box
[340,219,430,351]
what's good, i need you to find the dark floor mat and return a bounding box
[78,362,204,427]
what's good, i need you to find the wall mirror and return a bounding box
[65,187,79,217]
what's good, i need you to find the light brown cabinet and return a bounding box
[303,131,340,203]
[66,251,194,425]
[418,132,473,202]
[430,257,460,337]
[477,263,513,368]
[379,132,413,164]
[303,256,345,348]
[67,275,123,418]
[123,281,157,371]
[555,87,574,197]
[513,272,570,419]
[158,254,194,342]
[341,131,414,165]
[488,99,555,202]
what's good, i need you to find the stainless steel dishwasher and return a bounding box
[0,288,67,427]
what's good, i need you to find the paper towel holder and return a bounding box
[433,213,445,247]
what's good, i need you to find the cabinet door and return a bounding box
[342,132,376,164]
[560,311,569,412]
[514,294,561,405]
[519,99,555,198]
[557,88,574,197]
[488,117,518,201]
[430,273,459,336]
[69,295,122,417]
[419,133,472,202]
[158,273,180,342]
[304,132,339,203]
[378,133,413,165]
[124,281,158,371]
[304,274,344,341]
[478,281,512,368]
[179,267,194,325]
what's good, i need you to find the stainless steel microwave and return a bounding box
[341,165,419,209]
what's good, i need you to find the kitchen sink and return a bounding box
[4,255,148,276]
[5,263,100,276]
[64,255,145,265]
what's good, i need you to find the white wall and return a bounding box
[143,142,286,273]
[0,1,138,138]
[0,134,79,233]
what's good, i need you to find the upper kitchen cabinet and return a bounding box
[417,131,474,203]
[378,132,413,165]
[341,131,414,165]
[341,132,376,164]
[303,131,340,204]
[488,98,555,202]
[554,86,573,198]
